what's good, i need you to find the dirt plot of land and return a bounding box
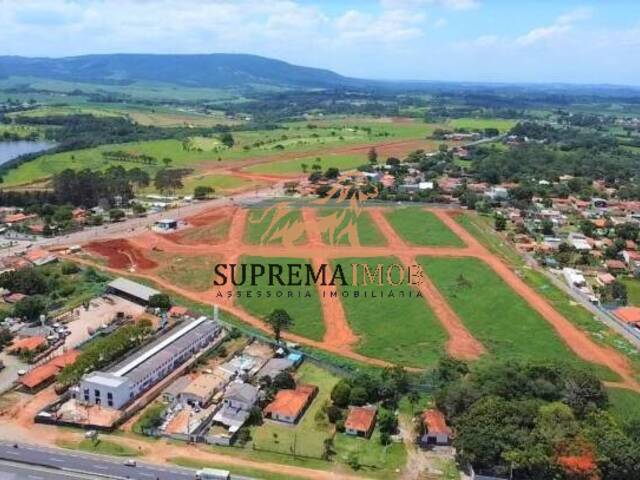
[79,205,640,391]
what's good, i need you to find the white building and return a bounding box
[567,232,591,251]
[77,317,223,409]
[562,268,587,288]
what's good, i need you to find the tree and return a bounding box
[162,157,172,168]
[541,219,555,236]
[301,163,308,173]
[367,147,378,165]
[109,208,125,222]
[13,295,47,322]
[154,169,186,195]
[349,386,368,406]
[377,408,398,435]
[148,293,171,309]
[273,371,295,390]
[331,380,351,408]
[193,185,214,200]
[220,132,235,148]
[324,167,339,179]
[265,309,293,343]
[132,203,147,216]
[494,214,507,231]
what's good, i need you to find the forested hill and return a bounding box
[0,53,367,89]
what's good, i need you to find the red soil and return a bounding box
[85,239,157,270]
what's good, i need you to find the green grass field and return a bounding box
[334,256,447,368]
[620,277,640,306]
[235,256,324,341]
[333,430,406,474]
[446,117,517,132]
[152,253,220,292]
[1,117,452,188]
[181,174,252,194]
[246,153,367,175]
[419,256,618,381]
[607,387,640,425]
[317,208,386,246]
[385,208,465,247]
[57,438,139,457]
[244,207,307,246]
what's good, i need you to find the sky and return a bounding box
[1,0,640,85]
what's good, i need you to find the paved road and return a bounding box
[0,441,256,480]
[0,441,196,480]
[0,460,99,479]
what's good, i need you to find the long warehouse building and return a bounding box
[76,317,223,409]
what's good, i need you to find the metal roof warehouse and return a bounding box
[107,277,160,305]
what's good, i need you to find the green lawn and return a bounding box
[180,174,252,194]
[620,277,640,306]
[334,256,447,368]
[244,207,307,246]
[607,387,640,425]
[235,256,325,341]
[152,253,220,292]
[317,208,386,246]
[333,429,406,474]
[419,256,618,381]
[170,457,306,480]
[252,363,338,459]
[385,208,465,247]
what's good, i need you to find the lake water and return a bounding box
[0,140,55,166]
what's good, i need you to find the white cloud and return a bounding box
[434,18,447,28]
[379,0,479,10]
[516,7,592,46]
[334,8,425,43]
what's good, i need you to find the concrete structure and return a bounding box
[154,218,178,232]
[76,317,222,409]
[107,277,160,306]
[562,268,587,288]
[567,233,591,251]
[179,370,231,407]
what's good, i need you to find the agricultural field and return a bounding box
[150,252,221,292]
[385,207,465,247]
[334,256,447,368]
[236,256,325,341]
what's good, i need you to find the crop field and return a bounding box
[236,256,325,341]
[385,208,465,247]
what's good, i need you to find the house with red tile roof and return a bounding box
[263,384,317,424]
[9,336,47,354]
[18,350,80,391]
[2,213,36,224]
[344,406,377,438]
[613,307,640,327]
[420,409,452,447]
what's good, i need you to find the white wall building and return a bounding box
[77,317,222,409]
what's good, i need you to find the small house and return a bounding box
[344,406,377,438]
[263,384,317,424]
[420,409,452,447]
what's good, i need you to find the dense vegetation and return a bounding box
[433,358,640,480]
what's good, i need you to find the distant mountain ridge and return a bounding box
[0,53,367,90]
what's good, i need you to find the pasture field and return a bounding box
[446,117,517,132]
[0,123,42,139]
[419,256,618,381]
[385,207,465,247]
[244,207,307,246]
[334,256,447,368]
[245,153,365,175]
[317,208,386,246]
[236,256,325,341]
